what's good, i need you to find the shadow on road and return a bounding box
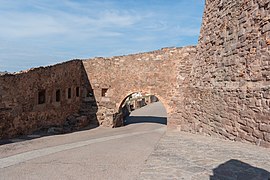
[124,116,167,125]
[210,159,270,180]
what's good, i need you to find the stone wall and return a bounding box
[175,0,270,148]
[1,0,269,148]
[0,47,196,139]
[0,60,84,138]
[82,47,196,127]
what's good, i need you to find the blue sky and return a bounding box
[0,0,205,72]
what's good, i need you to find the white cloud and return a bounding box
[172,26,201,37]
[0,0,205,72]
[140,20,168,31]
[99,10,141,27]
[0,1,142,39]
[0,12,66,38]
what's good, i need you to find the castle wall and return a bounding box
[0,47,196,138]
[1,0,269,148]
[82,47,196,127]
[0,60,83,138]
[176,0,270,147]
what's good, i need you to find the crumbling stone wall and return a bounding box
[1,0,269,149]
[0,47,196,139]
[0,60,84,138]
[175,0,270,148]
[82,47,196,127]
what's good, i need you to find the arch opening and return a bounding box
[113,92,167,127]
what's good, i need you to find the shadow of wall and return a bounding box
[210,159,270,180]
[0,60,99,140]
[80,62,99,126]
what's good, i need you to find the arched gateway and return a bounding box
[81,47,196,128]
[116,92,166,126]
[1,0,270,148]
[0,46,195,139]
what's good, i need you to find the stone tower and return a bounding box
[178,0,270,147]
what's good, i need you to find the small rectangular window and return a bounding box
[76,87,80,97]
[68,88,72,99]
[38,90,46,104]
[101,88,108,97]
[56,89,61,102]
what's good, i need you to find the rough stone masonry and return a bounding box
[175,0,270,148]
[0,0,270,148]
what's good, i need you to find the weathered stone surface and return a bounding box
[139,132,270,179]
[0,0,270,149]
[174,0,270,148]
[0,60,84,138]
[75,116,89,129]
[82,46,196,128]
[47,127,63,134]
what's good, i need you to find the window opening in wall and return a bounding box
[56,89,61,102]
[38,90,46,104]
[101,88,108,97]
[68,88,72,99]
[76,87,80,97]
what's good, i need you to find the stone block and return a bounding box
[252,129,264,139]
[260,140,270,148]
[255,113,270,124]
[241,133,255,143]
[263,23,270,33]
[240,125,253,134]
[264,133,270,142]
[267,39,270,45]
[76,116,89,129]
[259,124,270,132]
[263,90,270,99]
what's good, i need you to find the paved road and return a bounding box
[0,102,167,180]
[1,102,270,180]
[139,131,270,180]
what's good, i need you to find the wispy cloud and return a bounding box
[0,2,142,38]
[0,12,65,38]
[0,0,205,72]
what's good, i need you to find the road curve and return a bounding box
[0,102,167,180]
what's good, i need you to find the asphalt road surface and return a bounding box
[0,102,167,180]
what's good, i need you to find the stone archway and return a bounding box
[112,91,168,127]
[81,46,196,129]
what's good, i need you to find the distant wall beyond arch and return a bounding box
[114,92,168,127]
[117,91,169,114]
